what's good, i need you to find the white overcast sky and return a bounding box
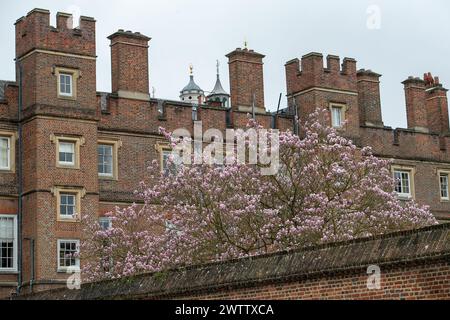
[1,0,450,128]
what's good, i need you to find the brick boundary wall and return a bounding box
[14,224,450,300]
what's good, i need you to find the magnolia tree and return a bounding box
[81,109,437,281]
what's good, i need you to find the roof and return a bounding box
[207,75,229,97]
[181,75,203,94]
[15,223,450,300]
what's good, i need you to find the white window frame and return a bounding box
[57,239,80,272]
[59,193,77,220]
[0,136,11,171]
[393,168,413,199]
[58,141,75,167]
[438,171,450,201]
[98,144,114,178]
[0,214,18,272]
[59,73,73,97]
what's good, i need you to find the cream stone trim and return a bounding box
[391,165,416,200]
[116,90,150,101]
[98,138,122,180]
[51,187,86,223]
[290,87,359,97]
[54,67,80,100]
[110,41,149,48]
[17,49,97,62]
[0,131,17,173]
[51,135,84,170]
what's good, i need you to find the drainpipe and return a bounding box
[16,62,23,295]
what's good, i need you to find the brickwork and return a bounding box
[0,7,449,299]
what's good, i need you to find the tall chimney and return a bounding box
[424,74,449,134]
[108,30,151,100]
[226,48,265,114]
[402,77,428,133]
[357,69,384,127]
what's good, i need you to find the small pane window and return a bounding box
[58,240,79,270]
[98,144,114,176]
[59,142,75,165]
[0,216,16,270]
[0,137,10,170]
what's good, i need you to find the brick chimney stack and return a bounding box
[424,73,449,134]
[226,48,265,114]
[108,30,151,100]
[402,77,429,133]
[357,69,384,127]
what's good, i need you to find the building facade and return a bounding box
[0,8,449,297]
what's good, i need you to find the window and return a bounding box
[59,193,76,219]
[161,149,181,175]
[439,172,449,200]
[52,135,82,169]
[99,217,112,230]
[57,239,80,271]
[55,67,79,100]
[0,137,10,170]
[59,141,75,166]
[0,215,17,271]
[59,73,73,97]
[98,139,120,180]
[53,187,83,221]
[331,106,344,128]
[98,144,113,177]
[394,169,412,198]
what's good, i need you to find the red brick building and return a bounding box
[0,8,449,297]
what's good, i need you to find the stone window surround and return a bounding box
[51,134,85,170]
[97,138,122,181]
[51,186,86,222]
[54,66,80,100]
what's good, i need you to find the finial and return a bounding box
[216,60,220,76]
[244,38,248,49]
[189,64,194,76]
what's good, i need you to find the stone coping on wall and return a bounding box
[15,223,450,300]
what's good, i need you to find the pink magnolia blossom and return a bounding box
[81,108,437,282]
